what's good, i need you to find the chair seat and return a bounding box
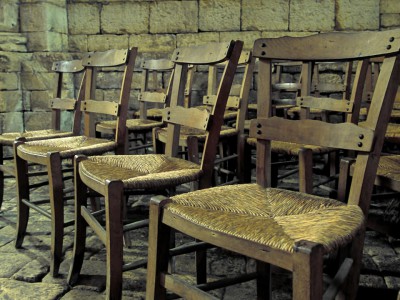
[390,109,400,121]
[247,138,331,155]
[96,119,163,134]
[157,125,237,145]
[17,136,116,160]
[165,183,364,253]
[133,108,164,120]
[0,130,73,146]
[79,154,202,190]
[378,123,400,143]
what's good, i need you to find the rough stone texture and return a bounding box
[129,34,176,54]
[20,3,67,33]
[219,31,262,50]
[27,32,69,52]
[2,112,23,132]
[381,0,400,13]
[242,0,289,31]
[0,91,23,113]
[101,2,149,34]
[87,35,129,52]
[0,72,18,90]
[68,35,88,52]
[150,1,198,34]
[24,111,52,130]
[0,278,67,299]
[199,0,240,32]
[290,0,335,32]
[0,33,27,52]
[0,1,19,32]
[21,72,53,91]
[177,32,220,48]
[29,91,52,111]
[382,13,400,28]
[67,3,100,35]
[336,0,380,30]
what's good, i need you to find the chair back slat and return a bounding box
[50,98,77,111]
[162,106,210,131]
[296,96,353,113]
[81,100,119,116]
[138,91,167,104]
[172,42,235,65]
[52,60,84,73]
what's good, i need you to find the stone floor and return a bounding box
[0,171,400,299]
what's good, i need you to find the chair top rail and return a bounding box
[52,60,83,73]
[172,41,235,65]
[250,116,374,152]
[82,49,129,67]
[81,100,119,117]
[296,96,353,113]
[253,29,400,61]
[142,59,175,71]
[163,106,211,131]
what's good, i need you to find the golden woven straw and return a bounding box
[133,108,163,119]
[80,154,202,189]
[166,184,364,253]
[96,119,163,132]
[0,130,73,146]
[18,136,116,158]
[247,138,331,155]
[384,123,400,143]
[158,125,237,143]
[376,155,400,181]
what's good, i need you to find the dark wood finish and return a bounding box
[146,29,400,300]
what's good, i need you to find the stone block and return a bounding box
[21,72,53,91]
[22,52,72,73]
[3,112,23,132]
[101,2,149,34]
[0,33,27,52]
[0,1,19,32]
[150,1,198,33]
[336,0,379,30]
[20,3,67,33]
[381,0,400,13]
[242,0,289,31]
[199,0,240,32]
[0,52,29,72]
[177,32,220,48]
[129,34,176,53]
[68,35,88,52]
[30,91,52,111]
[260,31,317,38]
[27,32,69,52]
[97,71,123,89]
[0,73,18,90]
[24,111,52,130]
[219,31,262,50]
[0,278,67,299]
[382,14,400,28]
[0,91,23,112]
[87,35,129,52]
[67,3,100,35]
[290,0,335,31]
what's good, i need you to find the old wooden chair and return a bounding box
[13,48,137,276]
[153,50,253,185]
[67,41,243,299]
[146,29,400,300]
[95,58,175,153]
[0,59,84,212]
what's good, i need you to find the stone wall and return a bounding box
[0,0,399,133]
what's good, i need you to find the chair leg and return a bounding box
[292,241,324,300]
[105,180,124,299]
[14,140,30,248]
[299,148,313,194]
[68,155,88,286]
[238,134,252,183]
[256,261,271,300]
[47,152,65,276]
[146,196,171,300]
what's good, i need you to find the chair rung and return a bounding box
[0,165,15,176]
[277,168,298,180]
[91,209,105,217]
[123,219,149,232]
[214,154,237,164]
[81,206,106,245]
[21,198,51,219]
[122,259,147,272]
[169,241,213,257]
[197,272,257,292]
[29,181,50,190]
[64,219,75,227]
[323,258,353,300]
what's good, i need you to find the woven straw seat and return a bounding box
[166,184,363,253]
[133,107,164,119]
[359,121,400,143]
[247,138,331,156]
[17,136,116,159]
[0,130,73,146]
[96,118,163,133]
[79,154,201,190]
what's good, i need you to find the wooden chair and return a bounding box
[239,56,359,193]
[153,50,253,185]
[95,58,175,153]
[13,48,137,276]
[145,29,400,300]
[0,59,84,212]
[67,41,243,299]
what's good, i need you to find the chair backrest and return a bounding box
[80,48,137,154]
[202,50,253,134]
[49,59,84,134]
[162,41,243,188]
[138,59,175,120]
[250,30,400,214]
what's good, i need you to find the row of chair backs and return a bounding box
[250,29,400,214]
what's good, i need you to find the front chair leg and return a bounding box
[68,155,89,286]
[105,180,124,299]
[14,138,30,248]
[47,152,65,277]
[299,148,313,194]
[146,196,171,300]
